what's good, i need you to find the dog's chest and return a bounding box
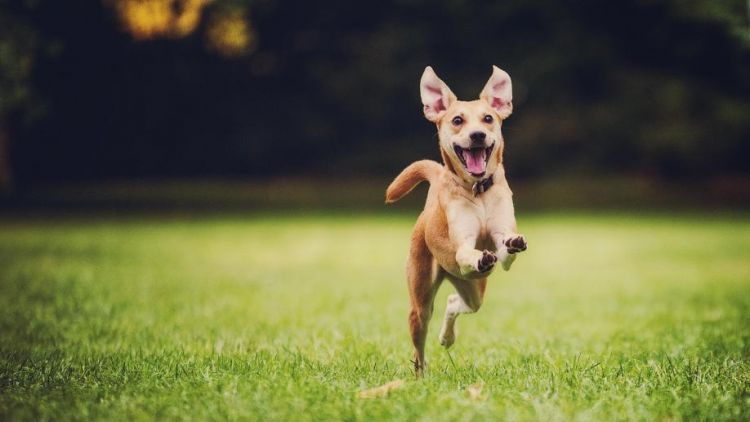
[473,197,496,245]
[449,195,494,238]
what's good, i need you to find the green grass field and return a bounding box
[0,211,749,420]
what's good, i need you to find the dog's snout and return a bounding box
[469,131,487,144]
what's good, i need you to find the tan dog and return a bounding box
[386,66,527,376]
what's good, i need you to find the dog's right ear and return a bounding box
[420,66,456,122]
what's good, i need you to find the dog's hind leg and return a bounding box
[407,220,444,377]
[438,277,487,349]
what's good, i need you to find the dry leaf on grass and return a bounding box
[357,379,405,399]
[466,383,484,400]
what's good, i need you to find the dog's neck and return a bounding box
[444,165,495,197]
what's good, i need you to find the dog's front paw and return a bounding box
[477,250,497,273]
[504,235,527,254]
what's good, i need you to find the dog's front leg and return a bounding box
[487,197,527,271]
[492,245,516,270]
[448,203,496,276]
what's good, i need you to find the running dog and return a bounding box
[386,66,527,376]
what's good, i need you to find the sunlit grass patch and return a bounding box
[0,212,748,420]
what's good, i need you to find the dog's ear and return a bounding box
[420,66,456,122]
[480,66,513,119]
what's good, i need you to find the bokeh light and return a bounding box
[204,7,255,58]
[111,0,208,40]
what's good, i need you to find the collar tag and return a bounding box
[472,176,493,197]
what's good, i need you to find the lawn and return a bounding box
[0,211,748,420]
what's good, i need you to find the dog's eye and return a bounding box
[451,116,464,126]
[483,115,494,123]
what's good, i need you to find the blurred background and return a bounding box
[3,3,750,418]
[1,0,749,210]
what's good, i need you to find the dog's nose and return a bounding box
[469,131,486,144]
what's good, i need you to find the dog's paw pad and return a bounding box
[504,235,527,254]
[477,250,497,273]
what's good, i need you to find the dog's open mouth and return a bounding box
[453,143,494,177]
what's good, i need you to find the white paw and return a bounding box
[439,310,457,348]
[439,327,455,348]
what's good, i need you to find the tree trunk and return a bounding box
[0,121,12,192]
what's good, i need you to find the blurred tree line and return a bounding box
[1,0,749,190]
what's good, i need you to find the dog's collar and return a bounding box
[472,175,494,197]
[445,166,495,197]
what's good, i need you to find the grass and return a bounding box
[0,211,748,420]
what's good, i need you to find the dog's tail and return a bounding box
[385,160,442,203]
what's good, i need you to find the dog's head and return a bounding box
[420,66,513,181]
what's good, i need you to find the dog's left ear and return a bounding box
[480,66,513,119]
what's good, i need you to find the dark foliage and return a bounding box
[4,0,750,184]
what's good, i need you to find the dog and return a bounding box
[385,66,527,376]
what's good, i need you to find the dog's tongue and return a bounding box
[462,148,486,175]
